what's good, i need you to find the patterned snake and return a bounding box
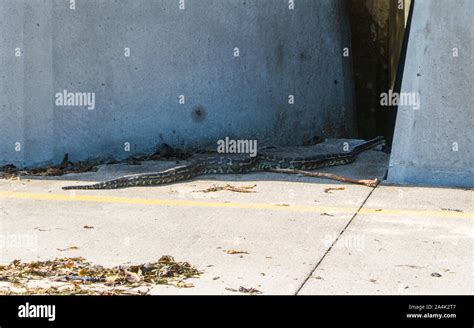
[62,136,384,190]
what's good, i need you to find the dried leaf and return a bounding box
[57,246,80,252]
[124,270,141,283]
[441,208,463,213]
[176,281,194,288]
[324,187,345,194]
[224,250,249,255]
[320,212,334,217]
[196,184,257,193]
[238,286,262,294]
[105,275,119,284]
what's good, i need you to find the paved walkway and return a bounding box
[0,149,472,294]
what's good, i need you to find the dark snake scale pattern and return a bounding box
[62,137,385,190]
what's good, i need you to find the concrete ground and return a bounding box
[0,149,472,295]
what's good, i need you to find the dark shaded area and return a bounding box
[348,0,394,143]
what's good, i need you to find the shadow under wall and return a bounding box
[348,0,403,145]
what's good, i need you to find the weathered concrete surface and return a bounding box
[387,0,474,188]
[299,186,473,295]
[0,150,388,295]
[0,0,355,168]
[1,150,472,295]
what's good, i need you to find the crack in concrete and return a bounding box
[295,186,379,295]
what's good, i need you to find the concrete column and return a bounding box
[388,0,473,188]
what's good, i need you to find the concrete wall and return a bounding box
[388,0,473,188]
[0,0,355,168]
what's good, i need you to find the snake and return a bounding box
[62,136,384,190]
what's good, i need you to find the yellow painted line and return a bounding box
[0,191,471,218]
[0,191,349,213]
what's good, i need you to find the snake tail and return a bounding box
[62,163,204,190]
[351,136,385,154]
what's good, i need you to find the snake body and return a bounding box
[62,137,384,190]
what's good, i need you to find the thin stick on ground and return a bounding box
[268,168,379,187]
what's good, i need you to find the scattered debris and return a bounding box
[0,144,193,180]
[224,250,249,255]
[0,164,22,180]
[0,256,201,295]
[431,272,442,278]
[0,154,97,180]
[195,184,257,193]
[57,246,80,252]
[275,203,290,207]
[441,208,463,213]
[369,278,377,283]
[0,285,141,296]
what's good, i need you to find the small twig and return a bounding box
[268,168,379,187]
